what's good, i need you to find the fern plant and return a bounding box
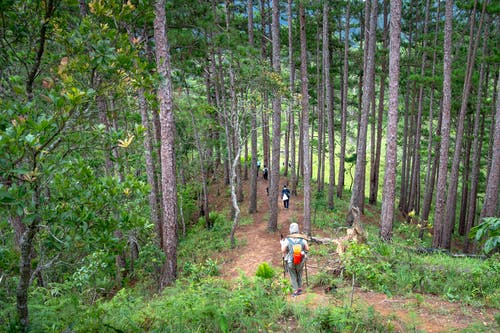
[255,262,276,279]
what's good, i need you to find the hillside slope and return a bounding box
[213,175,497,333]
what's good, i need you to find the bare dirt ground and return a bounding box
[214,175,498,333]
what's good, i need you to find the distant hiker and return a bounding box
[281,223,309,297]
[257,160,261,176]
[263,165,268,180]
[282,185,290,209]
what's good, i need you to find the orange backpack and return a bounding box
[288,238,304,264]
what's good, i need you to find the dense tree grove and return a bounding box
[0,0,498,330]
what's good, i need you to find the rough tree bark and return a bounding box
[288,0,298,197]
[267,0,281,232]
[464,16,489,251]
[369,0,388,206]
[480,73,500,219]
[443,0,486,249]
[350,0,377,214]
[337,0,350,199]
[380,0,402,241]
[299,3,311,236]
[432,0,453,249]
[324,2,335,210]
[154,0,178,288]
[248,0,258,215]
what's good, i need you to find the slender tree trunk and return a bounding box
[350,0,377,214]
[432,0,453,249]
[338,0,350,199]
[420,0,441,231]
[288,0,298,197]
[316,18,324,193]
[369,0,388,205]
[443,0,486,249]
[324,2,335,210]
[267,0,281,232]
[407,0,431,216]
[16,182,41,331]
[399,0,414,214]
[487,69,499,178]
[138,88,162,239]
[420,104,443,239]
[248,0,258,215]
[380,0,402,241]
[458,131,472,235]
[154,0,178,288]
[261,0,270,170]
[480,75,500,219]
[464,18,489,251]
[299,4,311,236]
[227,61,242,248]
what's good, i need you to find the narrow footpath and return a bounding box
[216,175,497,333]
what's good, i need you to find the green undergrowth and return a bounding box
[3,190,498,332]
[308,191,500,310]
[342,242,500,308]
[21,275,395,333]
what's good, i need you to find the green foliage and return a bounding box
[342,242,500,307]
[182,259,220,282]
[306,305,394,333]
[255,262,276,279]
[70,278,288,332]
[178,182,202,228]
[342,243,395,295]
[178,211,231,268]
[470,217,500,254]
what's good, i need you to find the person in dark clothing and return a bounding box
[263,165,268,180]
[282,185,290,209]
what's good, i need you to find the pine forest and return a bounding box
[0,0,499,332]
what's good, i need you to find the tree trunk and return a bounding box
[369,0,388,206]
[154,0,178,288]
[267,0,281,232]
[261,0,270,170]
[337,0,350,199]
[299,4,311,236]
[227,61,242,248]
[399,0,414,215]
[432,0,453,249]
[443,0,485,249]
[407,0,431,216]
[480,74,500,219]
[288,0,298,197]
[138,88,162,240]
[380,0,402,241]
[248,0,258,215]
[420,1,441,237]
[420,106,442,239]
[464,17,489,251]
[458,132,472,235]
[324,2,335,210]
[350,0,378,214]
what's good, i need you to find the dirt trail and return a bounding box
[217,176,497,333]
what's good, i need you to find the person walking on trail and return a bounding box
[281,223,309,297]
[282,185,291,209]
[256,160,261,176]
[263,165,268,180]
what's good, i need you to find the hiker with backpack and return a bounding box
[281,185,290,209]
[263,165,268,180]
[280,223,309,297]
